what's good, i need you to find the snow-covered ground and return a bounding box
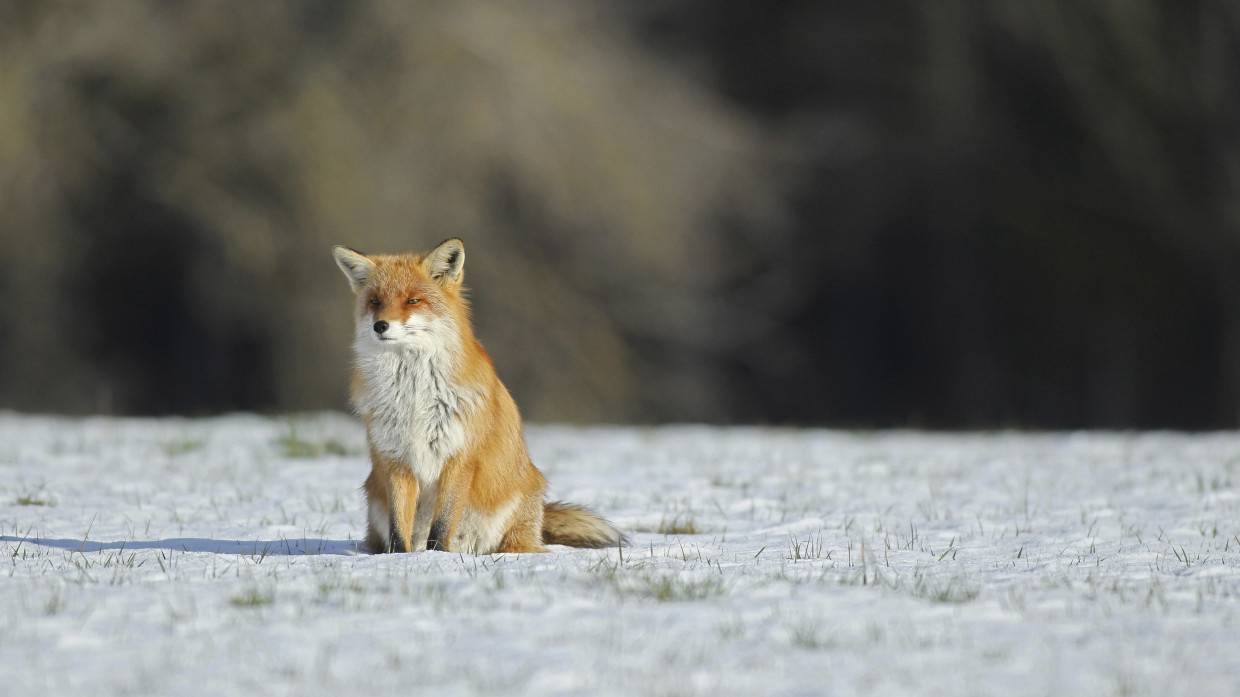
[2,413,1239,696]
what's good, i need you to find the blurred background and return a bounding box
[1,1,1238,429]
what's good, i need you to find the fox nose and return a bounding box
[373,321,389,335]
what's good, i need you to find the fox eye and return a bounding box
[368,297,382,307]
[407,297,421,305]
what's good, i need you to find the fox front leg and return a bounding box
[386,469,419,553]
[408,481,439,552]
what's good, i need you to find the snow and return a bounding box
[2,413,1239,696]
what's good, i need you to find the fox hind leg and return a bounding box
[363,467,392,553]
[365,498,390,553]
[494,497,547,554]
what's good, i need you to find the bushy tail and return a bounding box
[542,501,627,548]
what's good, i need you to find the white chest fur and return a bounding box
[353,347,471,483]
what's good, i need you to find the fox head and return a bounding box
[332,238,468,353]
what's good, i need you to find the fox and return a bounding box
[332,238,626,554]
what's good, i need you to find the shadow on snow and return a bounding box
[0,535,359,556]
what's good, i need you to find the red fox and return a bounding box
[333,239,626,553]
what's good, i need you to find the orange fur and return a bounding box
[333,240,626,554]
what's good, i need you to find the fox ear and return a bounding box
[332,246,375,293]
[424,238,465,286]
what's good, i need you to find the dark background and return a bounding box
[2,1,1238,428]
